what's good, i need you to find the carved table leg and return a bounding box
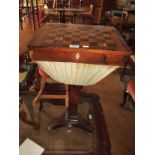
[49,85,94,132]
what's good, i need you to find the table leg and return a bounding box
[32,75,47,106]
[120,57,129,81]
[67,85,79,120]
[60,11,65,23]
[73,12,76,24]
[48,85,94,132]
[19,17,23,30]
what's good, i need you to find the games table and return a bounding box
[28,23,131,132]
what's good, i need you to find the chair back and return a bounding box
[70,0,81,8]
[121,10,135,29]
[126,10,135,26]
[88,4,93,15]
[47,0,56,8]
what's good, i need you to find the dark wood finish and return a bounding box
[120,88,129,107]
[120,81,135,110]
[28,23,131,66]
[92,6,102,24]
[76,4,94,24]
[70,0,80,8]
[31,0,36,30]
[49,8,86,23]
[81,0,93,7]
[33,48,128,66]
[120,55,135,80]
[68,86,79,119]
[19,8,23,30]
[42,93,111,155]
[49,7,86,12]
[32,71,47,106]
[19,0,24,7]
[26,0,31,24]
[85,0,102,24]
[36,0,40,28]
[32,70,69,107]
[28,23,131,133]
[102,0,116,13]
[68,0,93,8]
[93,0,104,7]
[39,14,49,23]
[48,85,94,132]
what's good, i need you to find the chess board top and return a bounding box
[28,23,131,55]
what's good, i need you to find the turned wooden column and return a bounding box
[31,0,36,30]
[36,0,40,28]
[68,85,81,120]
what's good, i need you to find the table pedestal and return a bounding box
[48,85,94,132]
[60,11,65,23]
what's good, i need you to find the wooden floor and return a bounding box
[83,72,135,155]
[19,16,135,155]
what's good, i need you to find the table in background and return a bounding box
[49,7,87,23]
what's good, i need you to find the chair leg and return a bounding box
[83,17,85,24]
[120,58,129,81]
[73,13,76,24]
[39,100,44,111]
[120,89,129,106]
[19,17,23,30]
[32,75,47,106]
[65,84,69,107]
[129,95,135,111]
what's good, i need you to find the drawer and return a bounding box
[33,48,129,66]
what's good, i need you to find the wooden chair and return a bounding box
[76,4,94,24]
[32,67,69,107]
[52,0,70,8]
[70,0,80,8]
[111,10,128,29]
[120,55,135,110]
[121,10,135,51]
[120,55,135,81]
[122,10,135,28]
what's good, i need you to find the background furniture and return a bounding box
[121,9,135,51]
[19,0,45,30]
[19,63,37,92]
[93,0,116,24]
[76,4,94,24]
[120,54,135,81]
[32,67,69,107]
[48,7,86,23]
[121,79,135,110]
[120,54,135,110]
